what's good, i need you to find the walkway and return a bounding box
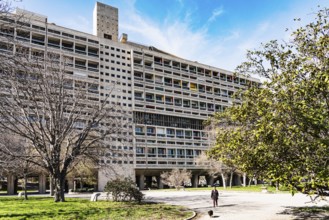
[143,190,329,220]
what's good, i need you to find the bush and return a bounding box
[104,178,144,203]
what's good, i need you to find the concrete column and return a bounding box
[157,176,163,189]
[38,174,46,194]
[192,175,199,188]
[206,176,214,187]
[49,176,54,196]
[138,175,145,190]
[7,174,16,195]
[74,180,77,191]
[235,174,241,186]
[145,176,152,189]
[67,178,74,191]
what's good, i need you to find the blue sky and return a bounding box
[12,0,329,71]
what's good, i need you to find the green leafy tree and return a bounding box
[209,7,329,198]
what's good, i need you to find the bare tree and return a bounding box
[0,132,42,199]
[195,152,229,188]
[0,28,131,203]
[160,168,192,190]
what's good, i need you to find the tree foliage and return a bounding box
[209,7,329,197]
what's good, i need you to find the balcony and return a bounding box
[75,49,86,55]
[145,98,155,102]
[145,79,154,83]
[88,52,99,57]
[62,46,74,52]
[31,38,45,46]
[134,76,143,81]
[75,64,86,70]
[88,66,99,72]
[0,30,14,38]
[135,97,144,101]
[48,42,60,49]
[16,36,30,42]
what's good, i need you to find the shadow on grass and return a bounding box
[279,206,329,219]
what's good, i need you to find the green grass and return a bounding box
[0,197,193,220]
[160,184,289,193]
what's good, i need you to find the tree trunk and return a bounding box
[248,178,252,187]
[221,173,227,189]
[80,177,83,190]
[243,173,247,187]
[23,174,28,200]
[53,174,66,202]
[229,171,234,188]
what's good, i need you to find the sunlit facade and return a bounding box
[0,2,260,192]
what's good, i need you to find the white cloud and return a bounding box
[119,0,326,72]
[207,7,224,23]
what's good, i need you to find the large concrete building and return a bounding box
[0,2,260,192]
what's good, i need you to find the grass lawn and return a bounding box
[162,184,289,193]
[0,196,193,220]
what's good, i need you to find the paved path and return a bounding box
[143,190,329,220]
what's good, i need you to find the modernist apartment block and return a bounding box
[0,2,260,192]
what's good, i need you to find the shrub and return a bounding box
[104,178,144,203]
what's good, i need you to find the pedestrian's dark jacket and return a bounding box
[211,189,219,199]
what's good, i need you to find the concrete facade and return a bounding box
[0,2,260,193]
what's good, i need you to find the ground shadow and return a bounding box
[220,204,236,208]
[279,206,329,219]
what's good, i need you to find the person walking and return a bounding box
[211,186,219,207]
